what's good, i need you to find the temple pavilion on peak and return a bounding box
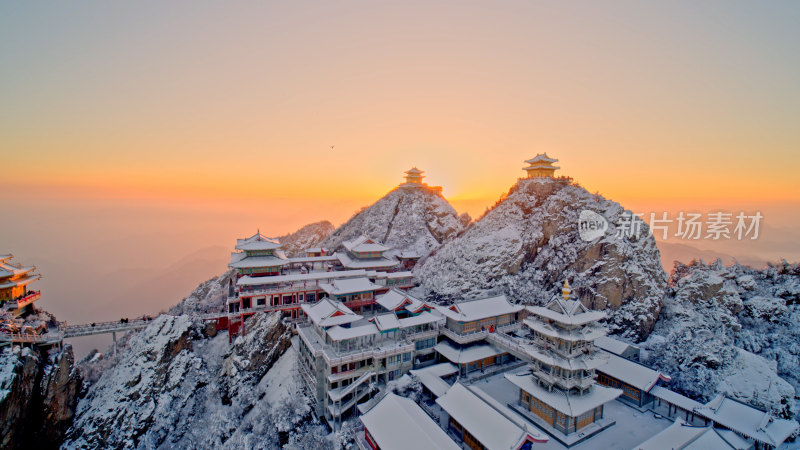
[398,167,442,193]
[522,154,573,183]
[0,254,42,316]
[523,153,560,178]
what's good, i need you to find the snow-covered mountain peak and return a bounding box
[321,186,468,260]
[417,177,667,340]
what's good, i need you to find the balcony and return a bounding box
[237,280,323,297]
[229,302,304,316]
[328,364,377,383]
[6,291,41,310]
[531,337,594,359]
[296,324,417,367]
[343,298,376,309]
[440,322,521,344]
[531,367,595,390]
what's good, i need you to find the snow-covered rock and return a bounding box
[417,178,667,340]
[0,344,81,449]
[168,271,232,316]
[63,312,315,449]
[321,186,466,260]
[277,221,335,257]
[642,259,800,418]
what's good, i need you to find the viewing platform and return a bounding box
[5,291,41,311]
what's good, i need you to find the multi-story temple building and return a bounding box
[0,254,42,316]
[506,281,622,437]
[226,231,412,337]
[296,294,442,429]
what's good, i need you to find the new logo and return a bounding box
[578,210,609,242]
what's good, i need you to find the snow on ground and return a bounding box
[257,336,299,407]
[465,368,672,450]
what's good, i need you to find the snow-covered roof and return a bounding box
[505,373,622,417]
[237,270,367,286]
[436,383,546,450]
[0,262,36,278]
[466,385,549,444]
[370,313,401,331]
[0,274,41,289]
[524,318,606,342]
[326,323,378,342]
[376,289,426,313]
[404,167,424,175]
[436,295,523,322]
[522,344,608,371]
[360,393,459,450]
[336,252,400,269]
[228,255,288,269]
[304,247,328,253]
[594,336,638,356]
[343,235,392,254]
[526,301,606,327]
[409,363,458,398]
[386,271,413,279]
[0,254,12,262]
[524,153,558,164]
[398,312,443,328]
[434,341,504,364]
[235,232,282,251]
[597,351,670,392]
[649,386,704,413]
[412,362,459,378]
[523,163,561,171]
[300,298,362,327]
[319,277,380,295]
[694,395,800,447]
[632,418,748,450]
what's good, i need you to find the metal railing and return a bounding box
[487,330,532,362]
[6,291,41,309]
[441,322,521,344]
[0,331,63,345]
[63,320,150,338]
[328,371,374,401]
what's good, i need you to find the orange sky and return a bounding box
[2,1,800,229]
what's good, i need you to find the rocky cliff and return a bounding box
[321,186,468,260]
[417,178,667,341]
[0,343,81,449]
[61,311,314,449]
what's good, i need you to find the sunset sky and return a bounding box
[3,1,799,211]
[2,2,800,344]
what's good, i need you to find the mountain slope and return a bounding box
[277,221,335,257]
[321,186,468,259]
[417,178,667,340]
[641,259,799,418]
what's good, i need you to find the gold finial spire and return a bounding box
[562,279,571,301]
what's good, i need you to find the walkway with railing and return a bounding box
[63,319,150,338]
[1,310,230,347]
[486,328,533,363]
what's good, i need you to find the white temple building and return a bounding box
[506,280,622,437]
